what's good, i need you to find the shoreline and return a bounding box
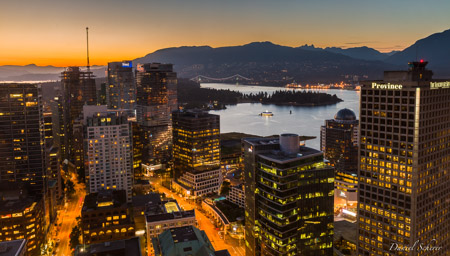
[188,100,342,111]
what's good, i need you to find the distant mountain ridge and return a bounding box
[0,65,105,81]
[1,29,450,82]
[134,41,399,83]
[298,45,395,61]
[385,29,450,77]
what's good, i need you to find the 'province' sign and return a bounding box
[372,83,403,90]
[430,81,450,89]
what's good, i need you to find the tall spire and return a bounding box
[86,27,90,72]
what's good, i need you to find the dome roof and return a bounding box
[334,108,356,121]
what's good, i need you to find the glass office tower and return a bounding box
[244,134,334,256]
[0,83,45,195]
[357,62,450,255]
[135,63,177,172]
[172,110,220,179]
[107,61,135,111]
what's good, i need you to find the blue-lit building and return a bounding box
[107,61,135,114]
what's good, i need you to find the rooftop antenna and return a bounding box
[86,27,90,72]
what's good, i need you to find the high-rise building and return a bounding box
[357,62,450,255]
[0,83,45,195]
[41,108,61,228]
[171,110,222,197]
[107,61,135,112]
[172,110,220,179]
[50,94,65,162]
[83,105,133,202]
[61,67,96,175]
[131,120,143,179]
[43,111,63,201]
[243,134,334,256]
[321,108,359,211]
[135,63,177,172]
[97,82,107,106]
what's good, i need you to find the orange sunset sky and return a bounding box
[1,0,450,66]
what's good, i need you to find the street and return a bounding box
[150,177,245,256]
[55,173,86,256]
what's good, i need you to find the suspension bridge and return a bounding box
[190,74,252,83]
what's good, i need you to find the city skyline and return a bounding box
[1,1,450,255]
[1,0,450,66]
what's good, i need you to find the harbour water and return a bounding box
[201,83,360,150]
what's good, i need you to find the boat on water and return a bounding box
[260,110,273,117]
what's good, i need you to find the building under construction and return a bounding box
[60,67,96,176]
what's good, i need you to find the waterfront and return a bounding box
[201,83,360,150]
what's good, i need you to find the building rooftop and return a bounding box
[203,201,230,225]
[0,182,29,201]
[215,250,232,256]
[244,135,316,146]
[138,63,173,72]
[259,146,322,163]
[75,237,141,256]
[334,108,356,121]
[0,197,37,215]
[0,239,26,256]
[134,179,151,186]
[146,199,195,223]
[82,190,127,212]
[152,226,230,256]
[132,193,161,208]
[334,220,357,245]
[243,137,280,146]
[173,109,219,119]
[171,226,198,243]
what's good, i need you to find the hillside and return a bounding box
[386,29,450,77]
[134,42,397,84]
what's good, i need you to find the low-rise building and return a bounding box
[333,220,357,256]
[132,193,162,255]
[145,198,196,252]
[0,186,45,256]
[201,200,230,231]
[132,193,162,234]
[81,190,135,245]
[74,237,141,256]
[0,239,27,256]
[151,226,230,256]
[226,184,244,208]
[173,168,222,198]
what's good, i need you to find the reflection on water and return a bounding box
[201,83,360,150]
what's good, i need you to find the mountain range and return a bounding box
[134,42,397,83]
[2,29,450,82]
[297,45,399,61]
[0,65,105,82]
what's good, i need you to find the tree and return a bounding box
[69,225,81,250]
[220,181,231,195]
[66,179,75,195]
